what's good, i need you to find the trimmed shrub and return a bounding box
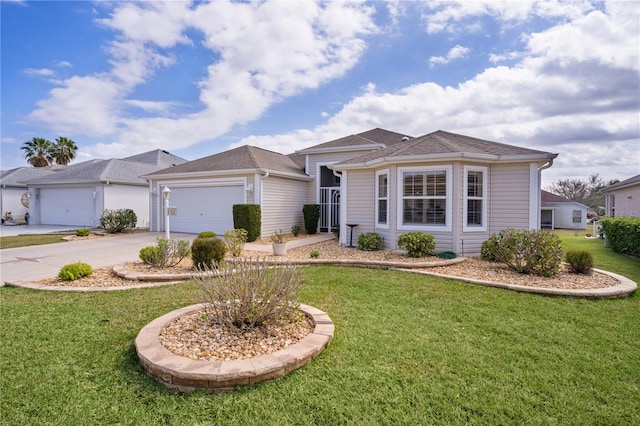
[224,228,248,257]
[489,229,563,277]
[397,232,436,258]
[192,236,227,268]
[303,204,320,235]
[100,208,137,233]
[233,204,261,242]
[565,250,594,275]
[58,262,93,281]
[291,225,301,237]
[196,258,302,329]
[601,217,640,257]
[357,232,382,251]
[198,231,217,238]
[139,237,191,268]
[309,250,320,258]
[76,227,91,237]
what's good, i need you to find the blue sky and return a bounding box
[1,0,638,188]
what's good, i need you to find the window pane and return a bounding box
[378,199,387,224]
[403,199,446,225]
[467,199,482,226]
[467,171,483,197]
[378,174,388,198]
[403,172,424,196]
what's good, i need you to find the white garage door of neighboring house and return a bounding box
[40,188,95,226]
[168,185,245,234]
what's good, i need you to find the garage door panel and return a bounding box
[169,186,244,234]
[40,188,94,226]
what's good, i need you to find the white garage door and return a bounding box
[168,185,245,234]
[40,188,95,226]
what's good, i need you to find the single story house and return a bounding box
[1,166,60,223]
[603,174,640,218]
[540,190,588,230]
[22,150,185,228]
[144,129,557,256]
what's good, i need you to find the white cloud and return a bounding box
[237,1,639,186]
[429,44,470,67]
[24,68,54,77]
[26,0,376,158]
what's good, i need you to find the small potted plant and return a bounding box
[271,229,287,256]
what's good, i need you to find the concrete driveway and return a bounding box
[0,231,196,284]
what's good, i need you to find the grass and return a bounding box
[2,234,639,425]
[0,234,72,249]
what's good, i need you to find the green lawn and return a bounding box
[1,238,638,425]
[0,234,72,249]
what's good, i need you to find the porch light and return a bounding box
[162,186,171,240]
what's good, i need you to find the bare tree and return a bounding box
[548,173,616,214]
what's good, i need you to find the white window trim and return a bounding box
[463,165,487,232]
[397,165,452,232]
[375,169,390,229]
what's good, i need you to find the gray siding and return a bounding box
[489,163,531,232]
[343,169,375,245]
[306,150,377,203]
[261,176,307,238]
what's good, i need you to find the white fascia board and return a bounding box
[145,168,311,182]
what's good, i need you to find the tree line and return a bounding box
[548,173,619,215]
[21,137,78,167]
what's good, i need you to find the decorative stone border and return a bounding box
[135,304,334,392]
[403,267,637,299]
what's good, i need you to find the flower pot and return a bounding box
[272,242,287,256]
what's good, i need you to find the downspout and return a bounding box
[332,169,344,245]
[533,157,556,230]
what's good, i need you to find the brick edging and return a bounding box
[135,304,334,392]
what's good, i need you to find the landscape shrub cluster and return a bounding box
[58,262,93,281]
[196,258,302,329]
[357,232,382,251]
[232,204,261,242]
[601,217,640,257]
[397,232,436,258]
[139,237,191,268]
[99,208,137,233]
[481,229,563,277]
[191,234,227,268]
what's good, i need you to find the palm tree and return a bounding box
[52,136,78,165]
[21,137,53,167]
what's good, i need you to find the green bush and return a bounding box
[224,228,248,257]
[58,262,93,281]
[291,225,301,237]
[233,204,261,242]
[198,231,217,238]
[303,204,320,235]
[481,236,501,261]
[488,229,563,277]
[99,208,137,233]
[357,232,382,251]
[139,237,190,268]
[565,250,594,275]
[601,217,640,257]
[76,227,91,237]
[397,232,436,258]
[192,237,227,269]
[309,250,320,258]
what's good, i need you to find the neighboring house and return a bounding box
[540,190,588,230]
[145,129,557,256]
[0,166,61,223]
[21,150,185,228]
[603,174,640,218]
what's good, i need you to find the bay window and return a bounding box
[398,166,452,231]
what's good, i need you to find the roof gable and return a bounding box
[145,145,306,177]
[297,128,412,153]
[334,130,556,168]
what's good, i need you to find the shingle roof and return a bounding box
[0,167,60,187]
[334,130,556,167]
[603,174,640,192]
[144,145,306,177]
[21,150,186,185]
[297,128,412,153]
